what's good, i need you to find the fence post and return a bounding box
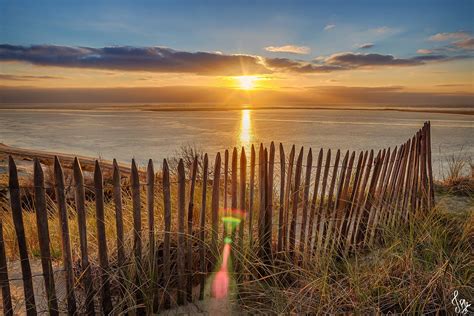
[93,161,113,315]
[426,121,435,208]
[277,144,286,253]
[72,158,95,316]
[199,154,209,300]
[131,159,144,312]
[33,159,59,315]
[265,143,275,258]
[147,159,156,274]
[283,145,295,252]
[248,145,256,247]
[177,159,186,305]
[211,153,221,267]
[289,147,303,258]
[186,156,198,302]
[305,148,322,260]
[299,148,312,256]
[54,156,76,315]
[112,159,125,267]
[224,149,229,236]
[162,159,172,309]
[0,220,13,316]
[238,148,247,255]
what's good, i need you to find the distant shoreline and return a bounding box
[0,104,472,115]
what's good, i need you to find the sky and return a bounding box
[0,0,473,106]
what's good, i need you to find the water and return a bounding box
[0,107,472,179]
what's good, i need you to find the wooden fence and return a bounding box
[0,122,434,314]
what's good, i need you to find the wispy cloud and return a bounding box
[428,31,470,41]
[426,31,474,52]
[324,24,335,31]
[358,43,374,49]
[264,45,310,54]
[371,26,395,34]
[0,74,63,81]
[417,49,433,54]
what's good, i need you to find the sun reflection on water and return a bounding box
[239,109,253,150]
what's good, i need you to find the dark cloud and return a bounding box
[1,44,471,75]
[0,44,270,76]
[358,43,374,49]
[0,74,63,81]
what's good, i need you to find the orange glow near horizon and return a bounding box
[236,76,258,90]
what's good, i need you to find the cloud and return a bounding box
[325,52,421,67]
[1,44,470,76]
[358,43,374,49]
[426,31,474,52]
[0,44,270,76]
[453,38,474,50]
[324,24,335,31]
[264,45,310,54]
[0,74,63,81]
[371,26,395,34]
[417,49,433,54]
[429,31,470,41]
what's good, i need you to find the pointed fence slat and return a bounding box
[223,149,229,235]
[289,147,304,257]
[53,157,76,315]
[299,148,312,256]
[33,159,59,315]
[426,122,435,207]
[239,148,247,252]
[162,159,172,309]
[72,159,95,316]
[186,156,198,302]
[147,159,156,269]
[130,159,144,313]
[0,220,13,316]
[283,145,295,251]
[258,145,265,251]
[265,143,275,257]
[93,161,113,315]
[248,145,256,246]
[306,148,323,259]
[211,153,221,263]
[277,144,286,252]
[177,159,186,305]
[199,154,209,300]
[112,159,125,267]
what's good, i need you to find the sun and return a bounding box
[236,76,257,90]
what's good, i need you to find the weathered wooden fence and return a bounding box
[0,122,434,314]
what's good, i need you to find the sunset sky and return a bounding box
[0,0,473,106]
